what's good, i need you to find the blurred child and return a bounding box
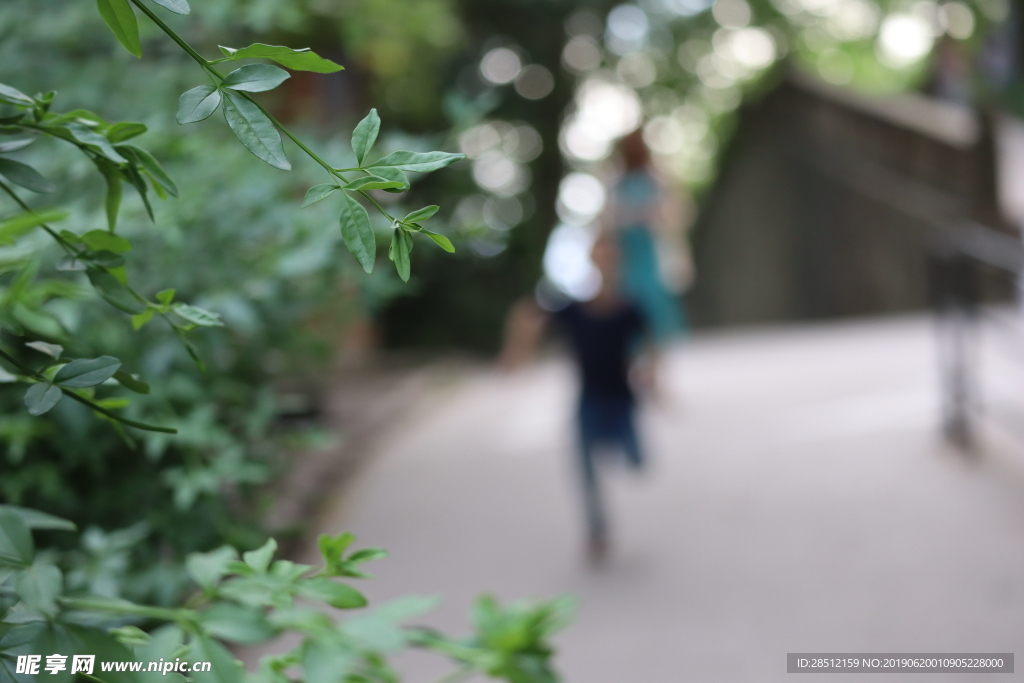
[501,235,653,562]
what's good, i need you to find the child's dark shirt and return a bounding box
[553,300,646,400]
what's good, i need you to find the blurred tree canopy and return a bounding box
[6,0,1008,359]
[377,0,1012,350]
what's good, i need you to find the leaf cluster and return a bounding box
[0,508,572,683]
[303,109,460,281]
[0,83,227,435]
[98,0,464,283]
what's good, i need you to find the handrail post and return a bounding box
[932,243,977,452]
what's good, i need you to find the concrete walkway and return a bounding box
[311,315,1024,683]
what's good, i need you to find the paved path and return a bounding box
[310,315,1024,683]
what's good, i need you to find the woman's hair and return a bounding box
[620,128,650,170]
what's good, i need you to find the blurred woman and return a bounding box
[603,129,691,342]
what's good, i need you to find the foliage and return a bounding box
[0,506,573,683]
[0,0,465,602]
[379,0,1008,349]
[0,2,572,682]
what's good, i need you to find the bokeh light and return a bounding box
[480,46,523,84]
[878,13,934,67]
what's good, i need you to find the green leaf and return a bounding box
[106,121,147,143]
[351,109,380,166]
[0,622,46,662]
[65,122,127,163]
[343,175,403,191]
[131,307,155,330]
[176,85,221,124]
[186,546,238,590]
[369,150,465,173]
[71,628,147,683]
[44,108,107,128]
[15,562,62,615]
[30,624,79,683]
[369,165,410,193]
[0,138,34,154]
[218,44,344,74]
[0,505,76,532]
[341,598,432,651]
[318,532,356,566]
[188,636,244,683]
[222,64,290,93]
[222,91,290,170]
[54,356,121,388]
[109,625,151,648]
[303,639,355,683]
[0,83,34,107]
[136,625,186,679]
[347,548,389,565]
[122,145,178,197]
[157,288,176,305]
[96,160,123,231]
[389,228,413,282]
[83,229,131,253]
[24,383,62,416]
[63,595,183,621]
[83,249,123,268]
[123,163,154,222]
[301,183,339,208]
[0,158,55,193]
[297,578,367,609]
[339,193,375,274]
[25,341,62,358]
[199,603,275,643]
[403,205,439,224]
[172,303,224,327]
[0,509,33,567]
[96,0,142,57]
[87,267,145,314]
[95,397,129,410]
[113,369,150,394]
[149,0,190,15]
[243,538,277,574]
[224,560,255,576]
[0,209,67,245]
[422,229,455,253]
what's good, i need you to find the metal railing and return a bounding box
[931,222,1024,450]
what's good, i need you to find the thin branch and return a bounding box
[0,180,77,257]
[128,0,223,82]
[123,1,401,225]
[0,346,177,434]
[62,390,177,434]
[0,178,184,330]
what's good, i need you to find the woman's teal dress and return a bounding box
[613,170,687,341]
